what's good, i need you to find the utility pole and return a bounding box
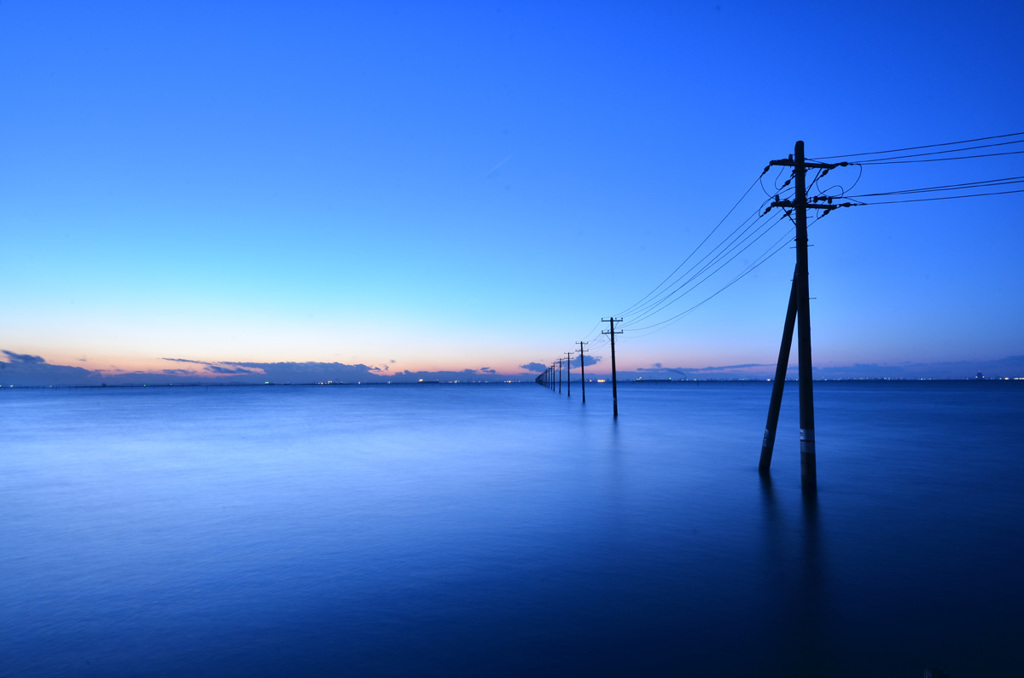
[557,358,563,394]
[565,351,574,397]
[766,141,838,494]
[602,317,622,418]
[578,341,588,404]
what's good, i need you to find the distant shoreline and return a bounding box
[2,377,1021,390]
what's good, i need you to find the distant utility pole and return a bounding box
[565,351,574,397]
[557,358,563,394]
[761,141,838,494]
[602,317,622,418]
[578,341,588,404]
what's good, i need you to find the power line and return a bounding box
[621,197,791,323]
[846,188,1024,206]
[813,131,1024,160]
[850,149,1024,165]
[625,227,795,336]
[845,175,1024,198]
[834,139,1024,163]
[622,211,792,330]
[616,171,767,318]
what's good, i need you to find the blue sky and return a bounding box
[2,0,1022,383]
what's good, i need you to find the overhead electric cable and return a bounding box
[621,208,785,325]
[813,132,1024,160]
[848,149,1024,165]
[834,139,1024,163]
[622,210,791,329]
[616,171,766,318]
[845,176,1024,198]
[846,188,1024,205]
[625,227,796,336]
[621,185,795,322]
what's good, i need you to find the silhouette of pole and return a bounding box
[564,351,574,397]
[759,268,797,474]
[578,341,588,404]
[768,141,836,493]
[602,317,622,418]
[557,358,563,394]
[792,141,816,493]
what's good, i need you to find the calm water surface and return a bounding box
[2,381,1022,676]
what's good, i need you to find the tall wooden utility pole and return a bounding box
[565,351,574,397]
[602,317,622,418]
[765,141,838,494]
[578,341,588,404]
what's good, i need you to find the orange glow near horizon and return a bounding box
[25,350,546,379]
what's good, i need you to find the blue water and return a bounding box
[2,382,1022,676]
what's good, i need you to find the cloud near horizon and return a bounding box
[205,365,262,375]
[162,357,265,376]
[2,350,46,365]
[634,362,774,377]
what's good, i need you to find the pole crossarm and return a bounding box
[770,200,837,210]
[767,157,852,215]
[768,158,846,170]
